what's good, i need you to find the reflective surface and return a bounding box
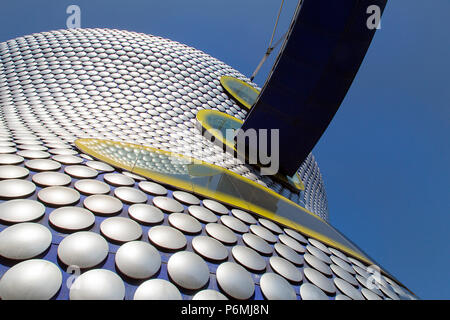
[0,259,62,300]
[269,256,302,283]
[167,251,210,290]
[38,186,80,206]
[168,212,202,234]
[231,208,257,224]
[334,278,364,300]
[153,196,184,213]
[192,289,228,300]
[32,172,72,187]
[306,244,332,264]
[303,267,336,294]
[0,29,412,301]
[172,190,200,205]
[128,204,164,224]
[74,179,110,195]
[202,199,229,215]
[304,253,332,276]
[242,233,273,255]
[0,199,45,223]
[84,194,123,215]
[148,225,186,250]
[114,187,147,204]
[64,165,98,179]
[220,76,259,110]
[70,269,125,300]
[259,218,283,234]
[104,173,135,187]
[100,217,142,243]
[330,264,357,286]
[49,206,95,231]
[299,283,329,300]
[76,139,367,262]
[115,241,161,279]
[250,225,277,244]
[220,215,248,233]
[138,181,167,196]
[260,272,297,300]
[205,223,237,244]
[188,205,218,223]
[25,159,61,171]
[232,245,266,272]
[216,262,254,300]
[0,179,35,198]
[134,279,182,300]
[284,228,307,244]
[0,223,52,260]
[58,231,109,268]
[0,165,29,179]
[274,243,304,266]
[279,234,306,253]
[191,236,228,261]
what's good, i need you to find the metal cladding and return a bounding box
[0,28,328,221]
[0,29,415,300]
[241,0,388,176]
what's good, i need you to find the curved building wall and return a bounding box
[0,28,328,220]
[0,29,415,300]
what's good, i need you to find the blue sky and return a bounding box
[0,0,448,299]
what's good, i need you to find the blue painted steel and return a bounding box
[241,0,387,175]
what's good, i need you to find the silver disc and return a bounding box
[84,194,123,215]
[0,165,29,179]
[0,259,62,300]
[260,272,297,300]
[205,223,237,244]
[152,196,184,213]
[216,262,254,300]
[0,223,52,260]
[0,199,45,223]
[100,217,142,243]
[38,186,80,206]
[70,269,125,300]
[74,179,110,195]
[231,245,266,272]
[148,225,186,250]
[167,251,210,290]
[134,279,182,300]
[299,283,329,300]
[192,235,228,261]
[192,289,228,300]
[49,206,95,231]
[58,231,109,268]
[202,199,228,215]
[115,241,161,279]
[188,205,218,223]
[0,179,36,199]
[128,204,164,224]
[32,172,72,187]
[168,212,202,234]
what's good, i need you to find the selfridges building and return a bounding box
[0,28,416,300]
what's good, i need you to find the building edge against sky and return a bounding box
[0,28,418,300]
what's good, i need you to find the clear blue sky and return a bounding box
[0,0,448,299]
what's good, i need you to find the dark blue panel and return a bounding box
[241,0,387,176]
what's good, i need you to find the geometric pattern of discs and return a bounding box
[0,162,415,300]
[0,29,414,300]
[0,29,330,220]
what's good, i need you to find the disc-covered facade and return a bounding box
[0,29,415,300]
